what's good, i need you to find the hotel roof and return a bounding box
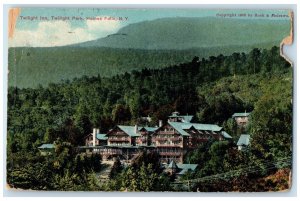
[38,144,54,149]
[168,122,223,136]
[168,112,194,123]
[221,131,232,139]
[237,134,250,146]
[97,134,108,140]
[232,112,251,118]
[167,160,198,175]
[117,125,158,137]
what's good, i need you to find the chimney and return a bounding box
[159,120,163,127]
[92,128,97,147]
[134,125,138,134]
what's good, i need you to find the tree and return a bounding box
[119,163,158,192]
[137,163,158,191]
[74,113,92,137]
[43,128,57,143]
[131,151,162,174]
[109,157,123,179]
[112,104,131,123]
[86,172,102,191]
[126,91,142,119]
[249,48,261,74]
[90,153,102,172]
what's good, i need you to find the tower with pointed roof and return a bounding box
[167,160,179,175]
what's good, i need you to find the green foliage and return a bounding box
[131,151,162,174]
[7,46,292,191]
[8,47,218,88]
[186,69,292,191]
[250,73,292,160]
[104,151,172,192]
[117,163,159,192]
[109,157,123,179]
[112,104,131,124]
[7,139,103,190]
[86,172,103,191]
[8,47,289,149]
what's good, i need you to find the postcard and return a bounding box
[7,8,293,192]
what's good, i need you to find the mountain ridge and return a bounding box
[73,17,289,49]
[8,17,289,88]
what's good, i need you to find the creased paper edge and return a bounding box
[8,8,20,39]
[280,11,294,66]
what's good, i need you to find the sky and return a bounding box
[9,8,291,47]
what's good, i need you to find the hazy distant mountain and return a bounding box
[9,17,289,88]
[74,17,289,49]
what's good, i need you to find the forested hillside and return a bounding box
[9,43,276,88]
[7,46,292,191]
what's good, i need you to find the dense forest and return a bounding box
[7,46,292,191]
[8,43,277,88]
